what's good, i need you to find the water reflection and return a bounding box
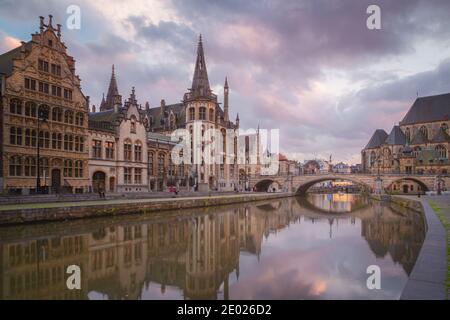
[0,194,425,300]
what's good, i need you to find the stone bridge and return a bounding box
[249,173,449,195]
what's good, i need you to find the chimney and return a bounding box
[39,16,45,34]
[48,15,53,28]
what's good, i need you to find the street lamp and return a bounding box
[36,105,49,194]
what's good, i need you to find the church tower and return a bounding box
[100,64,122,111]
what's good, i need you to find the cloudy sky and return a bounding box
[1,0,450,164]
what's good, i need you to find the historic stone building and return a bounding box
[361,93,450,193]
[0,16,90,194]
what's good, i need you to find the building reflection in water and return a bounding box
[0,194,426,300]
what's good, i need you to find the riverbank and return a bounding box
[371,193,447,300]
[0,192,294,226]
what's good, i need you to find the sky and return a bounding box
[1,0,450,165]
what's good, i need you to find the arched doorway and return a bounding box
[93,171,106,193]
[109,177,115,192]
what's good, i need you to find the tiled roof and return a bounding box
[365,129,388,149]
[146,103,185,131]
[385,125,406,145]
[400,93,450,125]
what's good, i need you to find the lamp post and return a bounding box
[36,105,49,194]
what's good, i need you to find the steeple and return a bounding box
[224,77,229,122]
[101,64,122,111]
[191,34,211,96]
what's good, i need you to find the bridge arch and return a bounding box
[386,177,430,193]
[253,179,282,192]
[295,176,372,196]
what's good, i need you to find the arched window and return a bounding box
[189,107,195,121]
[158,153,165,176]
[436,145,447,159]
[199,107,206,120]
[74,161,83,178]
[148,152,154,175]
[405,127,411,143]
[64,110,74,124]
[64,159,73,177]
[124,139,132,161]
[442,123,449,134]
[420,125,428,140]
[39,158,49,177]
[9,98,22,114]
[52,107,62,122]
[25,102,37,117]
[369,151,376,167]
[9,156,22,176]
[52,132,62,149]
[64,134,73,151]
[9,127,22,145]
[24,157,36,177]
[134,140,142,162]
[75,112,84,126]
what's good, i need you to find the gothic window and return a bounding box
[24,157,36,177]
[10,99,22,115]
[134,141,142,162]
[39,158,49,177]
[436,145,447,159]
[52,133,62,149]
[75,161,84,178]
[92,139,102,158]
[134,168,142,184]
[158,153,165,176]
[405,127,411,143]
[419,125,428,140]
[124,139,132,161]
[75,113,84,126]
[105,141,115,159]
[25,129,37,147]
[189,107,195,121]
[199,107,206,120]
[52,107,62,122]
[25,102,37,117]
[9,156,22,176]
[369,151,376,167]
[64,110,74,124]
[64,160,73,177]
[124,167,132,184]
[148,152,154,175]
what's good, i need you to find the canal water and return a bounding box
[0,194,426,300]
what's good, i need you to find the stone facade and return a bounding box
[0,16,89,194]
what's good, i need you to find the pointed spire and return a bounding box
[191,34,210,95]
[224,76,229,122]
[101,64,122,111]
[225,76,229,89]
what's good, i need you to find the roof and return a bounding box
[385,125,406,145]
[400,93,450,125]
[148,132,177,145]
[88,109,123,133]
[365,129,388,149]
[431,128,450,143]
[191,35,211,94]
[0,41,32,75]
[146,103,185,131]
[410,129,428,145]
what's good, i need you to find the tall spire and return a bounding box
[191,34,211,96]
[101,64,122,111]
[224,77,229,122]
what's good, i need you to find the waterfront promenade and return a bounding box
[0,192,292,225]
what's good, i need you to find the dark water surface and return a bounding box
[0,194,426,300]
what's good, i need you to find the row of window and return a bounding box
[368,145,448,166]
[124,167,143,184]
[24,77,72,99]
[405,123,449,142]
[9,127,85,152]
[38,58,62,76]
[9,100,83,125]
[8,156,83,178]
[92,139,143,162]
[188,107,215,121]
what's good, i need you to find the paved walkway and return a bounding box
[0,192,280,212]
[399,195,448,300]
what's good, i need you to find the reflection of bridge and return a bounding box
[250,173,449,194]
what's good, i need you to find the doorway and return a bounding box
[109,177,115,192]
[93,171,106,193]
[51,169,61,193]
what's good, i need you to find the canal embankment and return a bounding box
[0,192,294,226]
[371,193,448,300]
